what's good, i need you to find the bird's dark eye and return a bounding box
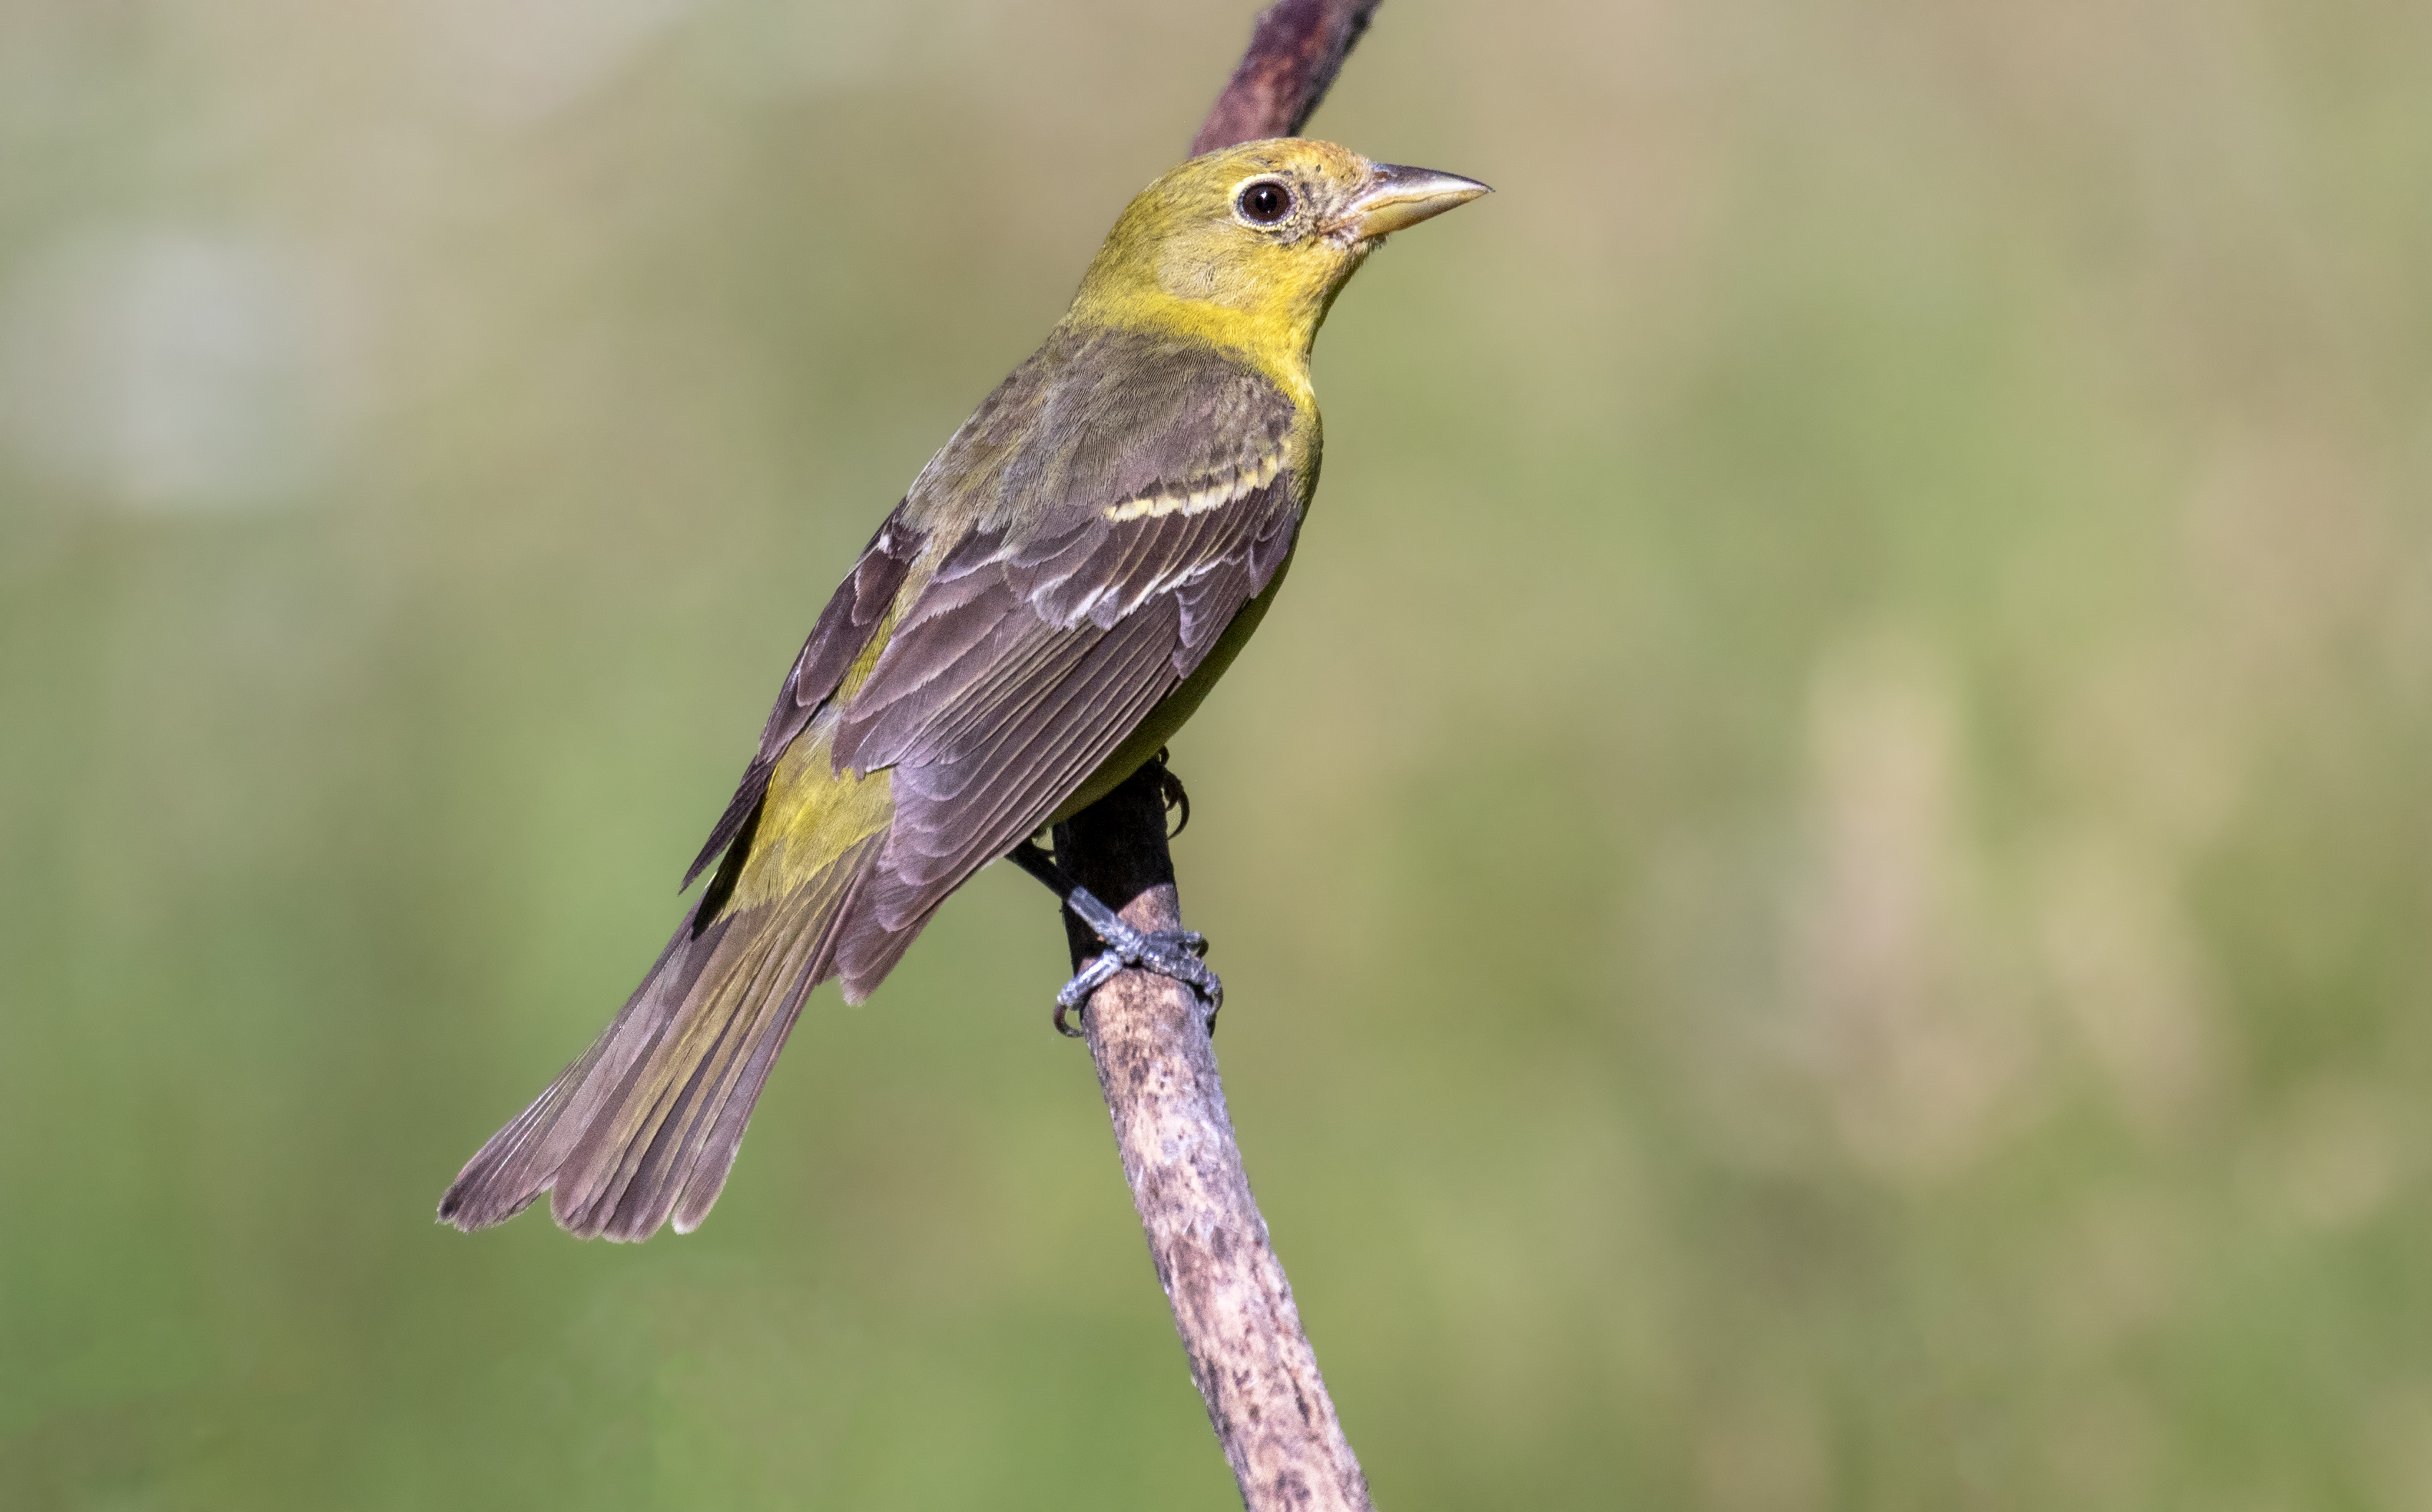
[1236,179,1293,225]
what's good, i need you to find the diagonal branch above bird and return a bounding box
[439,140,1488,1243]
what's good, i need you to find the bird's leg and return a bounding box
[1008,838,1221,1038]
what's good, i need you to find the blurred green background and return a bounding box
[4,0,2430,1506]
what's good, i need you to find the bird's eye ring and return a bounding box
[1235,179,1294,226]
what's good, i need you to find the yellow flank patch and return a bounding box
[1105,450,1283,522]
[730,719,893,913]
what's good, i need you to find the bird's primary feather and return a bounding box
[441,137,1485,1240]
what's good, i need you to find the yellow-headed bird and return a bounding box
[440,140,1487,1241]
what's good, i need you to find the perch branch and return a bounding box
[1191,0,1382,158]
[1047,6,1385,1508]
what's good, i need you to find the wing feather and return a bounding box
[827,451,1301,995]
[683,517,923,888]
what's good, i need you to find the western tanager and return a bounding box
[440,139,1486,1241]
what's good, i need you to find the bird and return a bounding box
[438,138,1488,1241]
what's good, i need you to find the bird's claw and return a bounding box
[1151,748,1191,837]
[1052,883,1223,1039]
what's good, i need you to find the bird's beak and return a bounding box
[1335,163,1492,240]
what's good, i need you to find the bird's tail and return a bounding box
[439,822,886,1241]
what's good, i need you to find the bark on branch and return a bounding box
[1191,0,1382,159]
[1052,768,1370,1511]
[1047,6,1385,1508]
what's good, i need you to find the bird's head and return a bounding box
[1067,139,1488,381]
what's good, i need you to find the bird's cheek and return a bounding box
[1157,247,1222,300]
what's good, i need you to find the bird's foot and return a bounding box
[1051,883,1222,1039]
[1007,839,1221,1039]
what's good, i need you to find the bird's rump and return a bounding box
[683,518,926,891]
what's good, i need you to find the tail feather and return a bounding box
[439,833,883,1241]
[553,894,803,1229]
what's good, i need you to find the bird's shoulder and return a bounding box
[900,324,1311,539]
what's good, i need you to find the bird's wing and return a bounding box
[820,333,1306,995]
